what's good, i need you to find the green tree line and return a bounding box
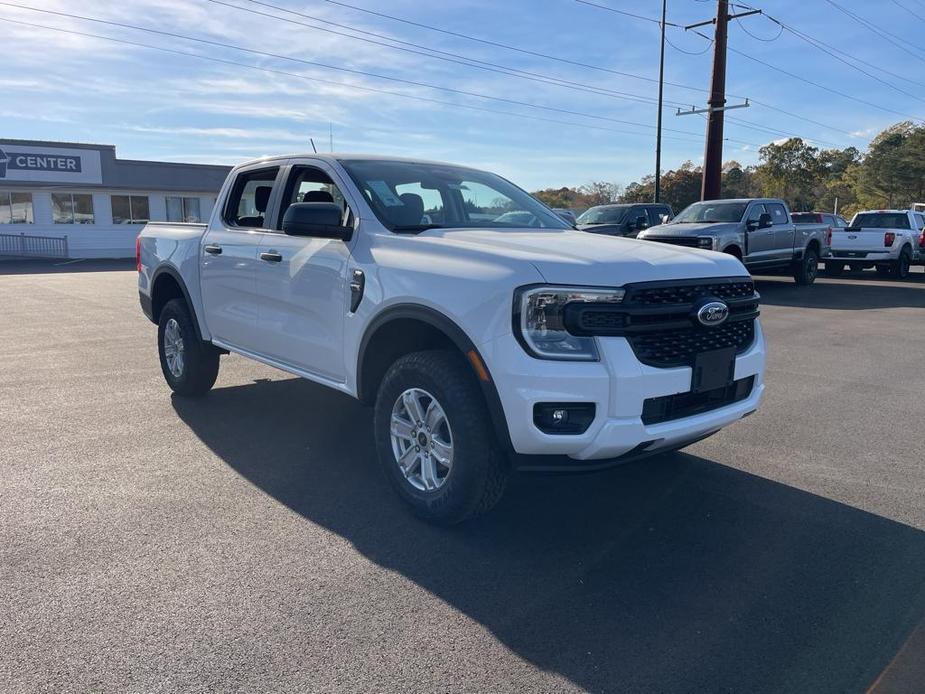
[533,121,925,218]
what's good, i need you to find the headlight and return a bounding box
[697,237,714,250]
[514,285,625,361]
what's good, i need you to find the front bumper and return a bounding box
[482,321,766,463]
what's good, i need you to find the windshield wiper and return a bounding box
[391,223,445,233]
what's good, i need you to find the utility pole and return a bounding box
[654,0,667,203]
[680,2,760,201]
[701,0,728,201]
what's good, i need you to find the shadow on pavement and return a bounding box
[173,377,925,694]
[755,273,925,310]
[0,258,135,275]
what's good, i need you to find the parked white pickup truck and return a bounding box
[138,154,766,522]
[827,209,925,278]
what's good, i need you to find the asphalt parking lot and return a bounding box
[2,260,924,693]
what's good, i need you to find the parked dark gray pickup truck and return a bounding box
[637,198,831,285]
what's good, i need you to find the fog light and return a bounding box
[533,403,595,435]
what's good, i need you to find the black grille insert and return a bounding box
[642,376,755,425]
[631,320,755,368]
[641,235,704,248]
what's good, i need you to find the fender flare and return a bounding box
[149,265,205,342]
[357,304,514,453]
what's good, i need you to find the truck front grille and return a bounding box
[564,277,759,368]
[641,235,703,249]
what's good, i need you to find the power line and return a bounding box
[823,0,924,62]
[890,0,925,24]
[203,0,693,110]
[316,0,710,96]
[0,2,710,137]
[0,15,732,147]
[572,0,676,26]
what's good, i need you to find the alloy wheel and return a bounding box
[389,388,454,492]
[163,318,185,378]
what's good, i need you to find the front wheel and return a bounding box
[794,248,819,285]
[157,298,220,396]
[373,350,508,524]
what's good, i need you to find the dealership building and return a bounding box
[0,139,231,258]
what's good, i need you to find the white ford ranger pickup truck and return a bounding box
[138,154,766,523]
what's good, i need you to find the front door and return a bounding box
[199,165,282,349]
[743,203,776,264]
[252,163,355,382]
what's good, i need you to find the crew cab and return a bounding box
[138,154,766,523]
[826,209,925,279]
[576,202,673,238]
[637,198,829,285]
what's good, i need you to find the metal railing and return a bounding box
[0,233,69,258]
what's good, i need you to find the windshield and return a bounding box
[851,213,910,229]
[338,159,571,232]
[576,205,630,225]
[673,201,748,224]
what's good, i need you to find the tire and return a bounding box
[373,350,508,524]
[893,248,912,279]
[157,298,220,396]
[824,262,844,276]
[794,247,819,285]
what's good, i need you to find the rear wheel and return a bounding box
[824,262,844,276]
[157,298,220,396]
[893,248,912,279]
[794,247,819,285]
[373,350,508,524]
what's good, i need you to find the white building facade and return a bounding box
[0,139,230,258]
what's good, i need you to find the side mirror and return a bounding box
[758,212,774,229]
[282,202,352,240]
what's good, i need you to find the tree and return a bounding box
[756,138,821,211]
[579,181,623,206]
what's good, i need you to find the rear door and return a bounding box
[199,164,282,350]
[766,202,795,261]
[250,161,356,382]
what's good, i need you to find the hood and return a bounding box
[412,227,747,285]
[638,222,740,237]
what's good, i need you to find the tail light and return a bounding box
[884,232,896,247]
[920,230,925,248]
[135,235,142,272]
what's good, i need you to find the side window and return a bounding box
[395,182,444,225]
[746,203,767,223]
[224,167,280,228]
[646,206,668,227]
[822,214,834,226]
[277,166,352,229]
[766,203,788,225]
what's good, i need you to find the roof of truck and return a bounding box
[235,152,484,170]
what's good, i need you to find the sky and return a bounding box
[1,0,923,191]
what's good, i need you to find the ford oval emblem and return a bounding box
[697,301,729,327]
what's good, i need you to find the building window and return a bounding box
[52,193,95,224]
[0,192,34,224]
[166,196,202,223]
[111,195,150,224]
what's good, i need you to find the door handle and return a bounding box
[260,251,282,263]
[204,244,222,255]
